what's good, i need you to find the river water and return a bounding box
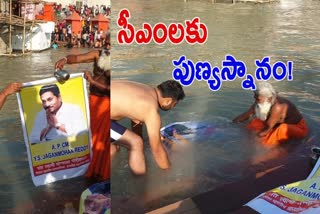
[1,0,320,213]
[110,0,320,213]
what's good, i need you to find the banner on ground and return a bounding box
[245,158,320,213]
[17,74,91,186]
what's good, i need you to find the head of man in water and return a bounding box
[39,84,62,114]
[157,80,185,111]
[254,82,277,121]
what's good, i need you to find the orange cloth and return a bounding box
[86,94,110,180]
[246,118,308,146]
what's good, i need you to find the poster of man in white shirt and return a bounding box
[29,84,87,144]
[17,74,91,186]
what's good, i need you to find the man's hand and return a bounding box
[55,57,67,70]
[3,82,22,96]
[46,109,58,128]
[83,71,93,83]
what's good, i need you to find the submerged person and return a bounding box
[111,80,185,175]
[232,82,308,146]
[55,48,110,181]
[0,82,22,110]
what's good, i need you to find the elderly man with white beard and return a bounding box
[232,82,308,146]
[55,43,111,181]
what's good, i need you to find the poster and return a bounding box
[17,74,91,186]
[245,158,320,213]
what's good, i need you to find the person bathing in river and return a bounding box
[233,82,308,146]
[111,80,185,175]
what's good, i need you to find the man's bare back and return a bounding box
[270,96,302,125]
[111,80,159,123]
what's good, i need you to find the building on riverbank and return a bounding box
[0,0,56,54]
[0,0,111,55]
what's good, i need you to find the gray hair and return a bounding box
[254,82,277,99]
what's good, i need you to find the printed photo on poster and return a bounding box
[29,83,87,144]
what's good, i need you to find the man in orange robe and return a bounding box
[55,44,110,180]
[233,82,308,147]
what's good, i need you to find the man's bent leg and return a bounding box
[263,119,309,145]
[117,130,146,175]
[111,121,146,175]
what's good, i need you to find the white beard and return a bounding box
[97,51,111,71]
[255,101,272,121]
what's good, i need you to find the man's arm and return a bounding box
[55,50,100,70]
[232,104,255,123]
[0,82,22,110]
[144,111,170,169]
[83,71,109,92]
[258,104,282,137]
[40,126,53,141]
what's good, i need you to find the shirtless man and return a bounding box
[111,80,185,175]
[233,82,308,146]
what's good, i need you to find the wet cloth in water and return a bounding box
[246,118,308,145]
[86,94,110,180]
